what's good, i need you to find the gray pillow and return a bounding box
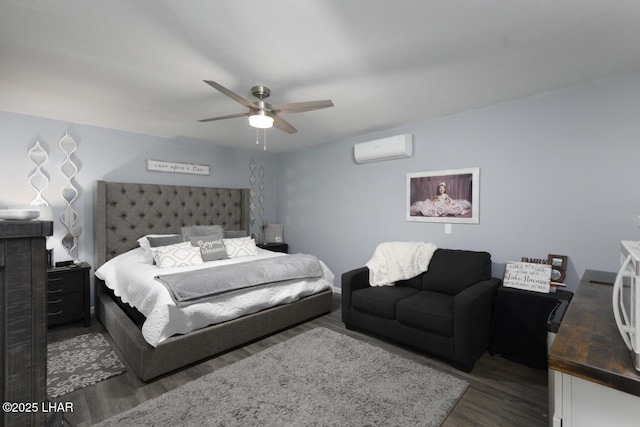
[147,234,184,247]
[190,235,228,262]
[147,234,184,265]
[182,225,224,241]
[224,230,247,238]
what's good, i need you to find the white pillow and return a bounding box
[223,236,258,258]
[150,242,204,269]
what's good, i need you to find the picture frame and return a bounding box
[406,167,479,224]
[547,254,568,270]
[550,266,566,283]
[265,224,284,244]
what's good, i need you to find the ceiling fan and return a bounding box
[198,80,333,134]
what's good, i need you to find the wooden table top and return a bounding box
[548,269,640,397]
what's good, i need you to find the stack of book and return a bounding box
[549,281,567,293]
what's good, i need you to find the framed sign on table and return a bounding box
[503,261,552,293]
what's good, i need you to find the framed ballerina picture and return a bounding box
[406,167,479,224]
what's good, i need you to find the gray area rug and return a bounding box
[47,332,125,398]
[95,328,467,426]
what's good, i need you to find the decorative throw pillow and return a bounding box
[190,235,228,262]
[147,234,185,264]
[223,236,258,258]
[151,242,204,268]
[182,225,224,241]
[138,234,182,263]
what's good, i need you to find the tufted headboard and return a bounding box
[94,180,250,268]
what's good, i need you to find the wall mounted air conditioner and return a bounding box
[354,134,413,163]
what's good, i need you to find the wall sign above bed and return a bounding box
[146,159,210,176]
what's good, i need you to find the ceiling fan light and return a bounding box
[248,112,274,129]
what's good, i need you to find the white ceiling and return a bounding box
[2,1,640,153]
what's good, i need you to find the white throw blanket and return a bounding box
[365,242,438,286]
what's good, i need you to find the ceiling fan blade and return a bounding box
[198,112,249,123]
[272,115,297,134]
[271,100,334,114]
[203,80,258,110]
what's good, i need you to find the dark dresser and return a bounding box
[548,269,640,425]
[0,220,53,427]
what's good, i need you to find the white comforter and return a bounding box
[95,247,334,347]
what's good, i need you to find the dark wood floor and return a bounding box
[48,295,549,426]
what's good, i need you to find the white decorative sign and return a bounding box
[503,262,551,293]
[146,159,210,176]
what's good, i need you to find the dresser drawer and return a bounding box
[47,292,84,326]
[48,269,85,294]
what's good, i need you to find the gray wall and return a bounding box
[3,69,640,299]
[275,71,640,292]
[0,111,277,302]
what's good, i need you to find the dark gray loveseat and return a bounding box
[342,249,501,371]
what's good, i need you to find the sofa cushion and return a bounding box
[422,249,491,295]
[396,291,454,336]
[351,286,419,319]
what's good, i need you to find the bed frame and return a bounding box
[93,180,333,381]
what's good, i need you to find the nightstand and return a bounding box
[257,243,289,254]
[47,262,91,327]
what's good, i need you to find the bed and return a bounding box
[93,180,334,381]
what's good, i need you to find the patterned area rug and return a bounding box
[95,328,468,426]
[48,332,125,399]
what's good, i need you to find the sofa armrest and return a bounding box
[342,267,370,293]
[341,267,370,325]
[456,277,501,305]
[452,277,501,370]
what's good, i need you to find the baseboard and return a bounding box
[332,286,342,295]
